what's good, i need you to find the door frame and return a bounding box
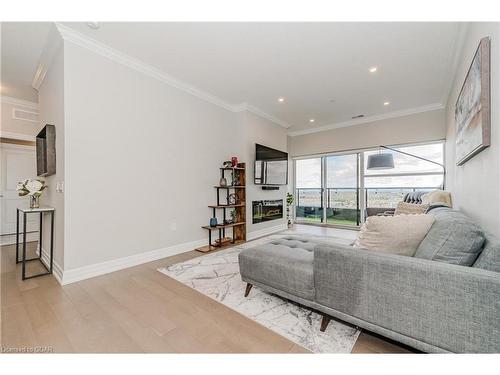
[0,141,38,240]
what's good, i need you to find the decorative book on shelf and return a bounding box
[196,162,246,253]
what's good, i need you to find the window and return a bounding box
[363,143,444,208]
[294,141,445,227]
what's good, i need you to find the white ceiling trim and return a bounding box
[53,23,291,128]
[234,102,291,128]
[32,24,63,90]
[288,103,444,137]
[0,96,38,110]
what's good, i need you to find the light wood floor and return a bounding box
[1,226,415,353]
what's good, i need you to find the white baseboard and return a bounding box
[1,232,38,246]
[40,225,285,286]
[58,238,206,285]
[247,223,288,241]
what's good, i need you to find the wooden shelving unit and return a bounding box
[196,163,246,253]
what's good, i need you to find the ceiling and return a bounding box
[2,22,464,133]
[1,22,52,102]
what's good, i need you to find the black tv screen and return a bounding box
[254,144,288,185]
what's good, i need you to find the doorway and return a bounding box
[0,142,38,243]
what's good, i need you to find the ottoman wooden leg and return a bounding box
[320,314,331,332]
[244,283,253,297]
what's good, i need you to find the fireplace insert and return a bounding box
[252,200,283,224]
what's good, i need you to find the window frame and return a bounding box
[292,140,445,229]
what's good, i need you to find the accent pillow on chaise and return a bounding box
[421,190,452,207]
[394,201,429,215]
[354,214,435,257]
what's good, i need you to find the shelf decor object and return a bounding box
[196,162,246,253]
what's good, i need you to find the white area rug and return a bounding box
[158,233,361,353]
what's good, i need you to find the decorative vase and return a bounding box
[209,217,218,227]
[29,195,40,209]
[220,177,227,187]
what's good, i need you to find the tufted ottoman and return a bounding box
[238,235,326,301]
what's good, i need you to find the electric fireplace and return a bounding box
[252,200,283,224]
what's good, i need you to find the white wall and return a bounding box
[445,23,500,234]
[60,41,287,272]
[37,46,65,269]
[288,109,446,157]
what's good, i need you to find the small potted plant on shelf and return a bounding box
[231,209,237,224]
[16,179,47,209]
[286,193,294,228]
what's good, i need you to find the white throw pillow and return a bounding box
[394,201,429,215]
[354,214,435,257]
[421,190,452,207]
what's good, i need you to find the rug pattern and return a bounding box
[158,234,360,353]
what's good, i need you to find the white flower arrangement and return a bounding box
[16,178,47,197]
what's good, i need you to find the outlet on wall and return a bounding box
[56,181,65,193]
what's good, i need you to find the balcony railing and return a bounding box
[295,187,435,226]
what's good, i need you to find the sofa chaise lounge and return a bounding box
[238,207,500,353]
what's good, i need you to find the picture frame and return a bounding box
[455,37,491,166]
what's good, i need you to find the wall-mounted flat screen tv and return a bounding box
[254,144,288,185]
[36,124,56,177]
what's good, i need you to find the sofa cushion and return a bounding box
[354,214,435,257]
[473,232,500,273]
[414,207,485,266]
[238,238,315,300]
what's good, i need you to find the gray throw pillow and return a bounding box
[473,232,500,273]
[414,207,485,266]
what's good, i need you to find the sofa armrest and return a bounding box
[313,244,500,353]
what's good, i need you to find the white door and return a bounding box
[0,142,38,235]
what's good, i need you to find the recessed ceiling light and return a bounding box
[369,67,378,73]
[383,101,390,106]
[278,97,285,103]
[309,118,315,123]
[86,22,100,30]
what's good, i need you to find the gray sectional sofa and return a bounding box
[238,207,500,353]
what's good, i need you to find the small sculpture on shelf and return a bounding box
[222,160,232,168]
[220,177,227,186]
[228,193,239,205]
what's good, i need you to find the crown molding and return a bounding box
[441,22,470,108]
[52,23,291,129]
[32,24,63,90]
[0,96,38,110]
[234,102,291,128]
[55,23,236,112]
[287,103,445,137]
